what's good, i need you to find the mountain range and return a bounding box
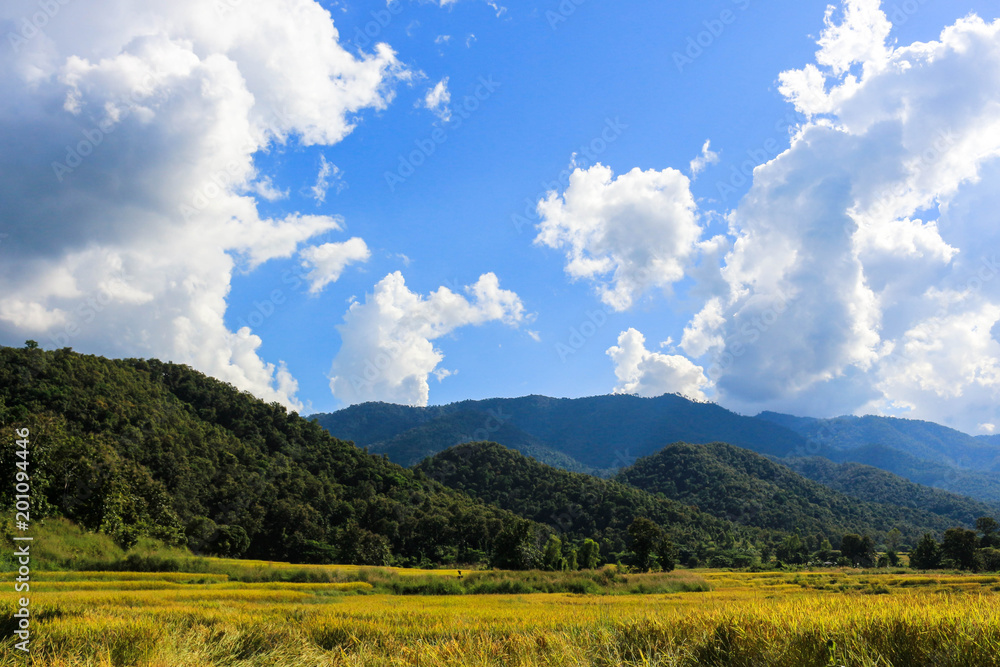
[2,344,997,570]
[312,394,1000,506]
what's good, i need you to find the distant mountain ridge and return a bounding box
[312,393,1000,506]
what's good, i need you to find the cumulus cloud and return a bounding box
[299,238,371,295]
[534,164,702,311]
[607,328,710,401]
[678,4,1000,431]
[0,0,407,409]
[329,272,526,406]
[422,77,452,122]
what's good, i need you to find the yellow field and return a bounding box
[3,566,1000,666]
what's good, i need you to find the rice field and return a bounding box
[3,564,1000,666]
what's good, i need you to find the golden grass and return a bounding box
[3,567,1000,666]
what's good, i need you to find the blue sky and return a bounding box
[3,0,1000,432]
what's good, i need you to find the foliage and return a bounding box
[416,441,763,566]
[910,533,943,570]
[0,346,535,567]
[616,442,981,547]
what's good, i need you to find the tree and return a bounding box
[776,534,806,564]
[655,536,677,572]
[542,534,563,571]
[886,528,903,552]
[628,517,663,572]
[24,340,38,350]
[976,517,999,548]
[580,539,600,569]
[491,519,540,570]
[942,527,978,570]
[909,533,942,570]
[840,534,876,567]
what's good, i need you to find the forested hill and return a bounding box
[781,456,1000,522]
[758,412,1000,504]
[615,443,991,546]
[414,441,773,561]
[315,394,810,473]
[0,346,535,566]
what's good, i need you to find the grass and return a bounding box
[2,566,1000,666]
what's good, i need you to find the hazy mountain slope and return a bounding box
[315,393,811,472]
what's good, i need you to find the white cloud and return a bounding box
[689,139,720,177]
[249,176,289,202]
[310,154,346,204]
[607,328,710,401]
[678,5,1000,431]
[423,77,452,122]
[435,35,452,45]
[0,0,407,410]
[329,272,526,406]
[299,238,371,295]
[535,164,702,311]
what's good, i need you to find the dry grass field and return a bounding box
[3,561,1000,667]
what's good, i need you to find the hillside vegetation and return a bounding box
[0,346,533,567]
[616,442,987,546]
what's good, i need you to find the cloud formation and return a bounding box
[329,272,526,406]
[0,0,406,409]
[607,328,710,400]
[679,4,1000,430]
[535,164,702,311]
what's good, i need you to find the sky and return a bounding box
[2,0,1000,434]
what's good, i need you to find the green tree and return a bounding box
[655,536,677,572]
[942,527,978,570]
[840,534,875,567]
[909,533,942,569]
[776,534,806,564]
[976,517,999,548]
[579,538,600,569]
[24,340,38,349]
[627,517,662,572]
[886,528,903,552]
[542,534,563,571]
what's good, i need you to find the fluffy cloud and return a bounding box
[607,328,710,401]
[299,238,371,295]
[0,0,406,409]
[329,272,526,406]
[535,164,702,311]
[680,4,1000,430]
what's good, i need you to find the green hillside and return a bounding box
[616,442,990,546]
[0,346,533,567]
[415,441,783,563]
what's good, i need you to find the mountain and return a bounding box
[0,345,535,566]
[615,442,990,546]
[414,441,771,558]
[758,413,1000,503]
[782,456,1000,523]
[315,394,811,473]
